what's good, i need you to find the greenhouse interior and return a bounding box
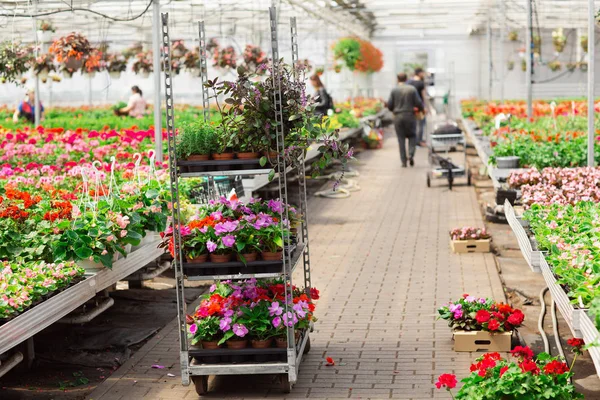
[3,0,600,399]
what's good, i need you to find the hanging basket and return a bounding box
[64,56,84,72]
[36,30,53,44]
[37,68,49,81]
[109,71,122,79]
[141,71,150,79]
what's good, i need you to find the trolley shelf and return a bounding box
[183,244,306,281]
[0,240,165,355]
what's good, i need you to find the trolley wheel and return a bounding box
[467,170,472,186]
[192,375,209,395]
[303,336,311,354]
[279,374,292,393]
[426,174,431,188]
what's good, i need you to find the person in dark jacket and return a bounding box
[387,72,424,167]
[310,74,331,117]
[13,89,44,123]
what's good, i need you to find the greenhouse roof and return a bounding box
[0,0,598,45]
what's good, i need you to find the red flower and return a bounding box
[519,359,540,375]
[462,293,469,299]
[475,309,491,323]
[499,366,509,377]
[568,338,585,355]
[435,373,457,390]
[309,287,320,300]
[325,357,335,366]
[511,346,534,360]
[487,319,500,331]
[507,310,525,327]
[543,360,569,375]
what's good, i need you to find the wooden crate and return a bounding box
[453,330,512,352]
[450,239,490,253]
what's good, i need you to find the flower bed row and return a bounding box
[0,260,85,322]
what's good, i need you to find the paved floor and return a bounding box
[88,133,505,400]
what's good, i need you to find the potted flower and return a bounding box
[37,20,55,43]
[242,44,267,74]
[533,34,542,55]
[106,53,128,79]
[238,302,277,349]
[182,49,200,76]
[315,66,324,76]
[49,33,97,76]
[171,40,188,58]
[435,344,585,399]
[132,51,153,78]
[449,226,491,253]
[552,28,567,53]
[234,221,261,263]
[438,294,524,352]
[33,53,57,82]
[581,35,588,53]
[257,221,285,261]
[521,58,527,72]
[566,62,577,71]
[205,219,238,263]
[506,60,514,71]
[212,46,237,69]
[548,60,562,72]
[0,41,33,84]
[579,61,588,72]
[82,50,104,78]
[175,121,220,161]
[184,227,209,263]
[189,315,222,349]
[508,30,518,42]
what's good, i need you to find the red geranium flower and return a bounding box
[511,346,534,360]
[507,310,525,327]
[519,359,540,375]
[487,319,500,331]
[475,309,491,323]
[435,373,457,390]
[309,287,320,300]
[499,366,509,377]
[567,338,585,355]
[543,360,569,375]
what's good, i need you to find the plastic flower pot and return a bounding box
[188,253,208,263]
[78,259,105,274]
[261,250,283,261]
[236,152,260,160]
[263,150,278,158]
[496,156,520,169]
[64,57,83,71]
[36,30,53,43]
[226,339,248,349]
[275,336,287,348]
[37,68,49,81]
[187,154,210,161]
[209,253,232,263]
[201,340,221,349]
[235,252,258,263]
[84,71,96,79]
[212,153,234,161]
[251,338,273,349]
[109,71,121,79]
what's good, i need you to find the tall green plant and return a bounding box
[176,121,220,159]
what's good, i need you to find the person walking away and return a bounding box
[118,86,147,118]
[310,74,333,117]
[13,89,44,123]
[387,73,424,168]
[408,67,428,146]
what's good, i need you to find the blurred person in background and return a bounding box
[310,74,334,117]
[13,88,44,123]
[408,67,428,146]
[387,72,424,168]
[118,85,147,118]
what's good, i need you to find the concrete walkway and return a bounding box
[88,133,505,400]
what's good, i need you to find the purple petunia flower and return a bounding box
[465,296,476,303]
[215,220,239,235]
[272,316,282,328]
[210,211,222,221]
[448,303,461,313]
[268,199,283,213]
[222,234,236,247]
[282,311,298,327]
[269,301,283,317]
[209,284,216,293]
[454,310,463,319]
[223,309,234,318]
[293,303,307,319]
[207,240,217,253]
[232,323,248,337]
[219,317,232,332]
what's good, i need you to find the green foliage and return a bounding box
[238,302,278,340]
[176,121,221,159]
[332,38,361,71]
[190,316,221,344]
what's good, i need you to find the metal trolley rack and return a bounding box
[426,128,471,190]
[161,8,313,395]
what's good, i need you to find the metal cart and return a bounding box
[426,123,471,190]
[161,10,313,396]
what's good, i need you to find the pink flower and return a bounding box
[120,230,128,238]
[222,234,236,248]
[106,235,115,242]
[116,215,130,229]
